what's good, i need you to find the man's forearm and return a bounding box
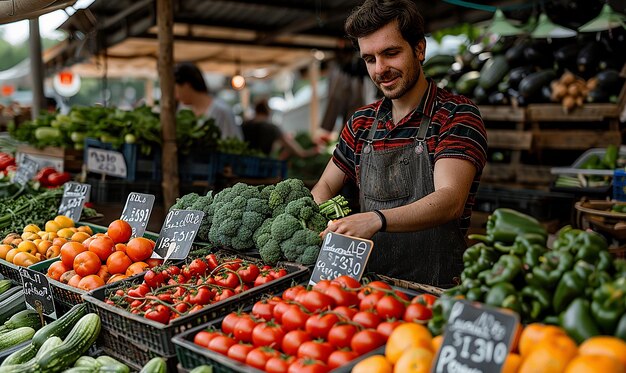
[311,180,336,204]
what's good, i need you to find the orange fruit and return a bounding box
[393,347,433,373]
[77,275,105,291]
[578,336,626,367]
[60,241,87,268]
[52,237,68,247]
[503,353,522,373]
[0,244,12,260]
[125,237,154,262]
[431,335,443,354]
[106,251,133,275]
[352,355,392,373]
[519,334,577,373]
[114,243,127,253]
[107,220,132,244]
[56,228,75,239]
[386,323,433,364]
[45,220,61,233]
[88,236,115,262]
[17,241,38,255]
[565,354,625,373]
[519,323,567,358]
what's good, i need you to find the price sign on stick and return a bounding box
[86,147,127,178]
[19,267,57,319]
[120,193,155,238]
[12,155,39,186]
[309,232,373,285]
[433,300,519,373]
[154,209,204,261]
[58,182,91,222]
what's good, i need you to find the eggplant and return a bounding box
[487,91,510,105]
[505,42,528,67]
[577,42,606,78]
[554,44,579,72]
[473,85,489,104]
[586,89,610,103]
[518,69,557,100]
[507,66,535,90]
[524,41,553,68]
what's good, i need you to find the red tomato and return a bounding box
[324,284,359,308]
[265,355,295,373]
[305,313,340,339]
[375,295,406,320]
[413,293,437,308]
[283,285,306,301]
[350,329,386,355]
[312,279,332,293]
[376,320,404,338]
[287,358,330,373]
[245,347,279,370]
[254,273,275,287]
[222,312,247,335]
[272,302,293,324]
[73,251,101,277]
[359,292,384,311]
[332,306,358,321]
[233,317,257,343]
[327,324,358,349]
[352,311,381,329]
[227,343,254,363]
[404,303,433,322]
[327,350,359,369]
[295,290,335,312]
[188,259,208,277]
[208,335,236,355]
[281,305,310,332]
[252,322,285,350]
[252,300,275,321]
[332,275,361,289]
[297,340,334,363]
[394,290,411,301]
[282,330,312,356]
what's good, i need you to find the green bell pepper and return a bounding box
[552,226,583,251]
[428,294,462,336]
[596,250,613,273]
[494,233,547,255]
[461,244,498,280]
[484,255,522,286]
[501,294,522,315]
[527,251,574,289]
[602,144,618,169]
[485,282,517,308]
[591,279,626,334]
[521,286,551,322]
[560,298,601,344]
[553,271,586,313]
[468,208,547,244]
[466,287,484,302]
[523,244,548,268]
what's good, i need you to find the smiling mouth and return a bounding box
[379,77,398,87]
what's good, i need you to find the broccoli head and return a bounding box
[270,214,305,241]
[254,217,274,249]
[189,192,214,242]
[259,238,282,265]
[268,178,312,216]
[280,229,321,265]
[284,197,329,233]
[170,192,200,210]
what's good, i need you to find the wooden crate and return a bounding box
[16,144,83,173]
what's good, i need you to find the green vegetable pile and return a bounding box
[554,144,619,189]
[217,137,265,157]
[287,132,333,181]
[0,188,64,237]
[429,208,626,344]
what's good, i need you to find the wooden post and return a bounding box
[156,0,179,209]
[29,19,44,119]
[309,59,320,136]
[145,79,154,106]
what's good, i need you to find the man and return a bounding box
[242,98,319,159]
[311,0,487,286]
[173,62,243,140]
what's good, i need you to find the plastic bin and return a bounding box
[82,257,309,357]
[84,138,161,181]
[178,152,219,184]
[217,153,287,180]
[0,259,24,286]
[613,170,626,201]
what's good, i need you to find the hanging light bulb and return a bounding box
[231,74,246,90]
[485,9,525,37]
[578,3,626,33]
[531,12,577,38]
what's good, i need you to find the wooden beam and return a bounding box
[157,0,179,209]
[29,19,44,119]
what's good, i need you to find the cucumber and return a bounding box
[31,303,87,349]
[0,287,21,304]
[96,356,130,373]
[0,290,25,324]
[34,336,63,360]
[37,313,101,373]
[61,368,96,373]
[0,327,35,351]
[0,310,42,332]
[0,343,37,366]
[74,356,99,369]
[479,55,509,90]
[189,366,213,373]
[139,357,167,373]
[0,280,12,295]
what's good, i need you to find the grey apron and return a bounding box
[358,96,465,287]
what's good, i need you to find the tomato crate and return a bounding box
[173,316,385,373]
[0,259,24,285]
[82,259,309,356]
[96,328,178,372]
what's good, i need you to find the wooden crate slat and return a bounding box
[534,130,621,150]
[479,105,526,122]
[487,130,533,150]
[527,104,619,122]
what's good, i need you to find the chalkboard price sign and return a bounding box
[120,193,155,238]
[86,147,127,178]
[308,232,373,285]
[154,209,204,261]
[58,182,91,222]
[12,155,39,186]
[19,267,57,319]
[432,300,519,373]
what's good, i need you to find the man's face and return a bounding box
[358,21,424,100]
[174,83,192,105]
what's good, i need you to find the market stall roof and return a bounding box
[44,0,541,78]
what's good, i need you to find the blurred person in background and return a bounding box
[174,62,243,140]
[242,98,319,159]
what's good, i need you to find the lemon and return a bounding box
[54,215,75,229]
[45,220,61,233]
[23,224,41,234]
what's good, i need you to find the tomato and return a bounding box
[125,237,154,262]
[188,259,208,277]
[47,171,71,186]
[216,272,241,289]
[145,258,163,268]
[287,358,330,373]
[352,311,382,329]
[106,251,133,275]
[77,274,105,290]
[193,330,219,347]
[394,290,410,302]
[305,313,340,339]
[245,347,279,370]
[376,295,406,320]
[238,264,260,283]
[265,355,295,373]
[144,305,171,324]
[283,285,306,301]
[332,306,358,321]
[404,303,433,322]
[295,290,335,312]
[350,329,386,355]
[143,270,165,289]
[297,340,334,363]
[358,281,392,300]
[327,350,359,369]
[96,265,111,284]
[189,287,212,306]
[88,236,115,262]
[252,322,285,350]
[233,316,257,343]
[324,284,360,308]
[208,335,236,355]
[68,274,82,288]
[281,305,310,332]
[254,273,275,287]
[377,320,404,338]
[126,262,149,276]
[332,275,361,289]
[107,220,132,244]
[269,268,287,279]
[73,251,101,277]
[282,329,312,356]
[413,293,437,308]
[312,279,332,293]
[273,301,294,323]
[214,288,236,302]
[227,343,254,363]
[327,324,358,349]
[252,300,275,321]
[206,254,219,270]
[222,312,247,335]
[47,261,68,281]
[60,241,87,269]
[359,292,384,311]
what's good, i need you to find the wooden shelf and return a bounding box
[480,106,525,122]
[534,129,621,150]
[527,103,620,122]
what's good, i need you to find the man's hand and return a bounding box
[321,211,383,239]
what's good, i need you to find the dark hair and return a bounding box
[173,62,209,93]
[254,98,271,116]
[345,0,425,49]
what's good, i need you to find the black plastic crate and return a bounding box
[97,328,178,372]
[82,259,309,356]
[84,138,161,181]
[0,259,23,285]
[475,186,574,222]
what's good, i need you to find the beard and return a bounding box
[373,57,421,100]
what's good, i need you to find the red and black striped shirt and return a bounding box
[332,80,488,233]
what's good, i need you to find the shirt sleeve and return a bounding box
[208,103,243,140]
[332,115,357,182]
[434,98,488,173]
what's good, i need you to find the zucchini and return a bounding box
[0,343,37,366]
[0,281,12,296]
[189,366,213,373]
[0,327,35,352]
[507,66,534,90]
[0,290,25,324]
[96,356,130,373]
[34,336,63,360]
[74,356,99,369]
[31,303,86,349]
[0,310,42,332]
[456,71,481,95]
[479,55,509,90]
[37,313,101,373]
[139,357,167,373]
[61,368,96,373]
